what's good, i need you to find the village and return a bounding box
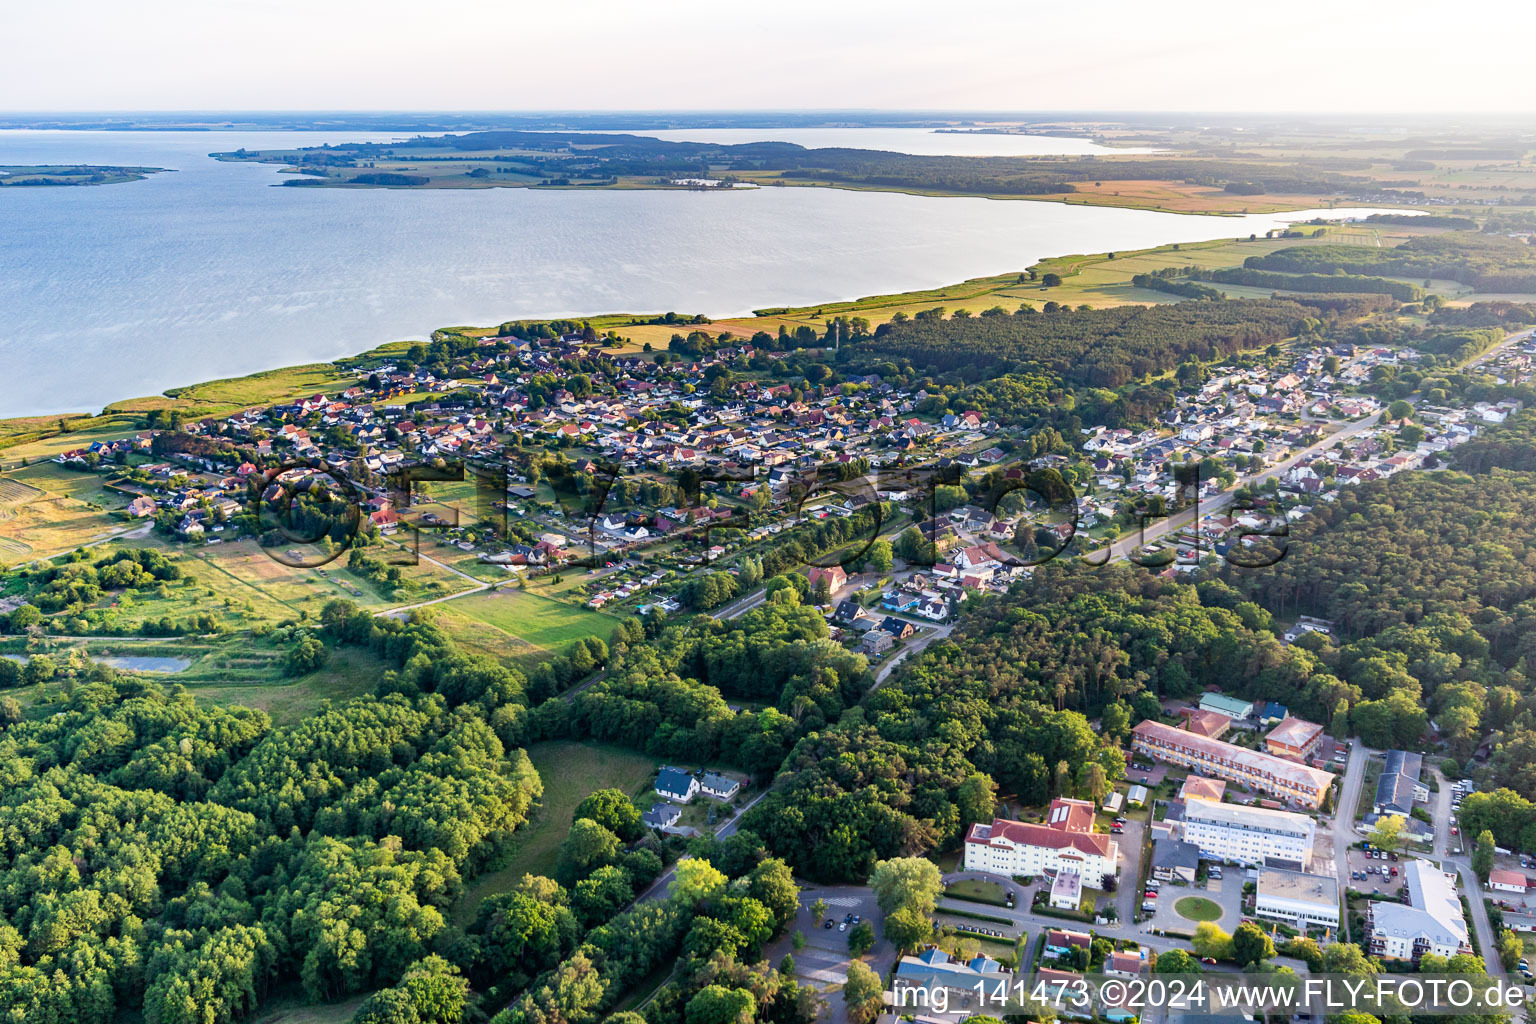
[37,321,1530,684]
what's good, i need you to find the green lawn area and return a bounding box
[447,586,622,654]
[449,741,657,925]
[945,878,1008,907]
[1174,896,1223,922]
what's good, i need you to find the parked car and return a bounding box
[823,920,833,929]
[1201,957,1218,965]
[838,921,847,932]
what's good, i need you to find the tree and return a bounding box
[572,789,643,842]
[869,857,943,926]
[811,898,828,924]
[1192,921,1234,962]
[865,538,894,574]
[882,904,933,952]
[1499,929,1524,970]
[685,985,756,1024]
[671,858,728,904]
[1153,949,1202,975]
[847,921,875,956]
[1474,830,1496,881]
[555,818,622,885]
[955,772,997,828]
[1282,936,1323,972]
[1367,816,1403,856]
[1232,921,1275,966]
[843,960,884,1024]
[1387,400,1413,422]
[1042,273,1063,287]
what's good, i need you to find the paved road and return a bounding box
[1327,738,1368,942]
[872,622,955,689]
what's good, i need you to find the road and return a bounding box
[1327,738,1368,943]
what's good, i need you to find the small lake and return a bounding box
[3,652,190,672]
[100,655,192,673]
[1,128,1395,419]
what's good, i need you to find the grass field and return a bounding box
[446,587,622,655]
[186,646,386,727]
[1174,896,1223,922]
[450,741,657,924]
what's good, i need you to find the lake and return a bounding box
[0,129,1392,419]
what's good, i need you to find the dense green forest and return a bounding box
[1223,468,1536,785]
[1247,233,1536,292]
[857,298,1310,386]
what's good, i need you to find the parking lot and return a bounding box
[770,884,889,985]
[1345,847,1403,896]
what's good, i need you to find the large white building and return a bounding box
[964,798,1119,882]
[1367,859,1470,962]
[1181,799,1316,869]
[1255,865,1340,930]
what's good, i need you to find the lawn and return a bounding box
[1174,896,1223,922]
[945,878,1008,907]
[449,741,657,925]
[446,586,622,655]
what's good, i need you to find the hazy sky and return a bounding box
[4,0,1533,113]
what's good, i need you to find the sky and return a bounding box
[4,0,1533,114]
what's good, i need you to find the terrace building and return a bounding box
[1131,720,1333,808]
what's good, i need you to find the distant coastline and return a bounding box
[0,164,168,186]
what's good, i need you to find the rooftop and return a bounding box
[1131,720,1334,797]
[1257,865,1338,908]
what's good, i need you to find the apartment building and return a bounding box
[1131,719,1334,808]
[1181,798,1316,869]
[964,798,1119,881]
[1368,860,1470,961]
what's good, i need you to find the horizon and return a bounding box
[6,0,1535,114]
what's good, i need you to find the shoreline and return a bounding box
[0,215,1437,457]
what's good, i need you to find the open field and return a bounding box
[446,586,622,654]
[0,463,147,565]
[185,646,386,727]
[449,741,657,924]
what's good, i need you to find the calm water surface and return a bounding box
[1,129,1389,418]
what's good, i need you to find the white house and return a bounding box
[699,772,740,801]
[964,798,1118,882]
[1367,860,1470,961]
[655,767,699,803]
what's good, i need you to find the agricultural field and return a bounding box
[0,463,147,565]
[449,741,658,924]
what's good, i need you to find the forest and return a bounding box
[856,298,1311,386]
[1246,233,1536,293]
